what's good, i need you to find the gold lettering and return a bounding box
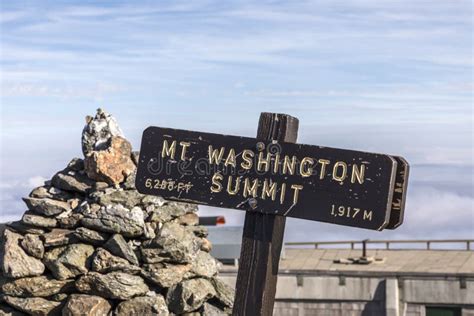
[351,164,365,184]
[300,157,314,177]
[224,148,237,167]
[257,152,271,172]
[282,155,297,175]
[333,161,347,182]
[273,153,281,173]
[162,140,177,159]
[318,159,330,179]
[208,146,225,165]
[290,184,303,204]
[226,176,241,195]
[280,183,286,204]
[261,179,277,201]
[210,173,223,193]
[179,141,191,161]
[241,149,254,170]
[243,178,259,198]
[363,210,373,221]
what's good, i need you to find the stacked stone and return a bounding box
[0,109,234,316]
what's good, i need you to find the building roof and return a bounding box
[221,248,474,277]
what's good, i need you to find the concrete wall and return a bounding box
[220,274,474,316]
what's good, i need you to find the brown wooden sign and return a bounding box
[135,126,408,231]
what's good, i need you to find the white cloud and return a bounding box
[26,176,47,188]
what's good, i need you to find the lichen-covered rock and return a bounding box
[5,222,45,235]
[141,263,191,288]
[1,230,45,278]
[2,296,62,316]
[43,244,94,280]
[103,234,138,266]
[201,302,231,315]
[20,234,44,259]
[174,213,199,226]
[189,251,219,278]
[166,278,216,314]
[1,276,74,297]
[0,109,234,315]
[141,222,199,264]
[210,278,234,311]
[62,294,111,316]
[22,197,70,217]
[42,229,75,247]
[21,212,57,229]
[199,238,212,253]
[29,185,76,202]
[73,228,108,246]
[57,213,83,230]
[81,205,145,237]
[0,304,26,316]
[115,294,169,316]
[82,108,124,156]
[75,272,149,300]
[91,248,141,275]
[51,170,94,194]
[189,225,208,238]
[84,136,135,185]
[146,205,188,223]
[93,189,144,209]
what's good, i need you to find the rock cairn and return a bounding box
[0,109,234,316]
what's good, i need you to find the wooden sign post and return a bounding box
[135,112,409,315]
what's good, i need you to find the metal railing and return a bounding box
[285,239,474,251]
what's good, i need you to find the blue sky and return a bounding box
[1,0,472,241]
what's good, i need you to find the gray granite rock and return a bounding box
[141,263,191,288]
[103,234,139,266]
[2,296,62,316]
[115,294,169,316]
[22,197,70,217]
[43,244,94,280]
[91,248,141,275]
[141,222,199,264]
[75,272,149,300]
[1,230,45,278]
[81,205,145,237]
[1,276,74,297]
[21,212,57,229]
[62,294,111,316]
[73,228,108,246]
[20,234,44,259]
[166,278,216,314]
